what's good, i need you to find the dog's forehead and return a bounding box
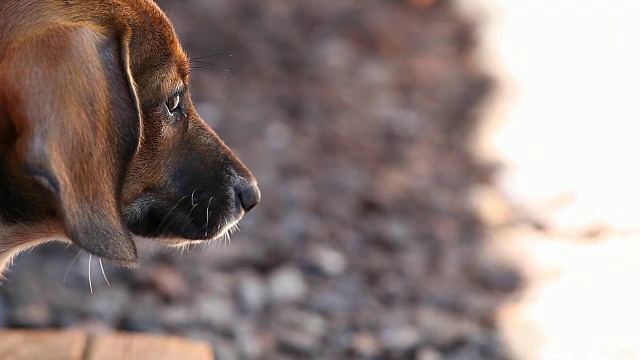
[128,6,185,62]
[123,0,190,99]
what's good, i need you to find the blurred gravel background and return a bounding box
[0,1,522,359]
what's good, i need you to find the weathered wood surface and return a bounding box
[0,330,86,360]
[88,332,214,360]
[0,330,214,360]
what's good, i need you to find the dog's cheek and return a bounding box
[121,112,166,203]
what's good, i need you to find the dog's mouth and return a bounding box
[123,190,244,243]
[152,216,242,248]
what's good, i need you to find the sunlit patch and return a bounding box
[465,0,640,357]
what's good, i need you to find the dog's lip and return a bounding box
[199,212,243,242]
[212,213,243,238]
[138,212,244,247]
[123,190,244,239]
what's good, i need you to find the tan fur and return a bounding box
[0,222,66,276]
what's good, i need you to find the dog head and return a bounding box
[0,0,260,267]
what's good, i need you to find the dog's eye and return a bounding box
[166,94,180,114]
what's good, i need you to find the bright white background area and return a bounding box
[459,1,640,359]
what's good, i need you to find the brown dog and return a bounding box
[0,0,260,275]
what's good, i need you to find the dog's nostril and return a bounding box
[235,183,261,212]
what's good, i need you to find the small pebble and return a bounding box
[268,265,308,304]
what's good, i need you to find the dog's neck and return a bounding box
[0,220,65,277]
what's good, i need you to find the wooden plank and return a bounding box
[87,332,214,360]
[0,330,87,360]
[0,330,214,360]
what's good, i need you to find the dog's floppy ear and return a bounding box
[0,25,141,266]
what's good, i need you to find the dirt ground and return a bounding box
[0,1,521,359]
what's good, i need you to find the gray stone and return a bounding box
[144,264,190,300]
[445,345,484,360]
[417,307,483,349]
[351,331,381,358]
[276,330,319,355]
[9,303,52,327]
[276,308,327,337]
[159,304,196,329]
[379,325,421,352]
[86,285,131,324]
[268,265,308,304]
[234,321,263,359]
[471,258,522,292]
[274,308,327,355]
[236,273,266,313]
[417,347,443,360]
[201,273,235,298]
[195,295,236,334]
[310,273,367,315]
[121,292,163,332]
[308,245,347,276]
[213,338,240,360]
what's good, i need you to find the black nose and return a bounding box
[235,182,261,212]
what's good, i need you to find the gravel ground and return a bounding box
[0,1,521,359]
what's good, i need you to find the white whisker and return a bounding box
[222,216,228,232]
[88,254,93,294]
[187,203,199,217]
[99,258,110,287]
[158,195,189,231]
[191,188,198,206]
[205,196,213,237]
[63,250,81,284]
